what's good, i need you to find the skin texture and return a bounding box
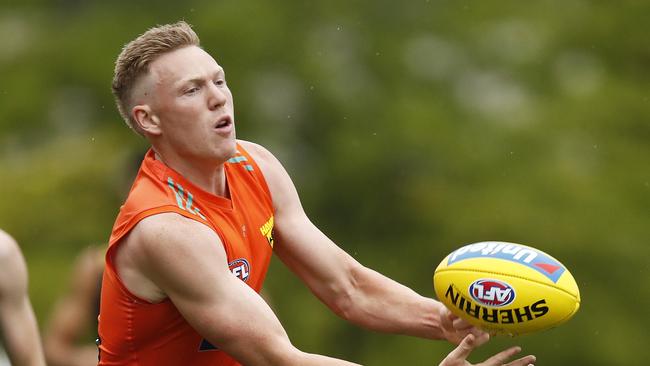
[0,230,46,366]
[43,246,103,366]
[113,44,536,365]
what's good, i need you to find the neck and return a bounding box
[153,149,229,197]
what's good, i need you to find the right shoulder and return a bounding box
[125,212,220,259]
[114,213,227,302]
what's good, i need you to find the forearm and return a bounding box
[174,268,359,366]
[219,309,356,365]
[294,351,361,366]
[334,266,448,340]
[242,342,361,366]
[261,344,360,366]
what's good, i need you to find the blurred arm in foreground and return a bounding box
[0,230,46,366]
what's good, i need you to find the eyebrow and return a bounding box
[179,68,225,86]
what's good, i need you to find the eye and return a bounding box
[184,86,200,95]
[213,78,226,87]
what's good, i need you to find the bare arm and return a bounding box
[44,246,102,366]
[115,213,360,366]
[0,230,46,366]
[242,141,480,344]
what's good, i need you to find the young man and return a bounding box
[98,21,536,366]
[0,230,46,366]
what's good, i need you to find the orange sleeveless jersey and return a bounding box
[98,144,274,366]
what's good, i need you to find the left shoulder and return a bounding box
[235,140,301,211]
[236,140,285,177]
[237,140,276,165]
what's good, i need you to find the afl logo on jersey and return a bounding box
[229,258,250,282]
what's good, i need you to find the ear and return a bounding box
[132,104,162,136]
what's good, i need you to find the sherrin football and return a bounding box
[433,241,580,335]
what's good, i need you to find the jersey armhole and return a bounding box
[104,205,224,305]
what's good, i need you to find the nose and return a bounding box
[207,82,227,110]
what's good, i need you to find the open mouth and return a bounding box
[214,116,232,129]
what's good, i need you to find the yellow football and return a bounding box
[433,241,580,335]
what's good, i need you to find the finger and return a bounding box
[472,332,490,348]
[442,305,461,319]
[440,307,458,323]
[440,308,456,333]
[483,346,522,364]
[503,355,536,366]
[440,333,493,366]
[470,326,488,338]
[452,317,474,330]
[445,333,478,361]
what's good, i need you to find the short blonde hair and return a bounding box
[112,21,200,134]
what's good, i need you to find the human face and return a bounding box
[142,46,236,165]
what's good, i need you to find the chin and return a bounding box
[218,139,238,161]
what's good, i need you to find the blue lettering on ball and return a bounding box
[447,242,565,283]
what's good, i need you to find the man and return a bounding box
[0,230,46,366]
[44,245,104,366]
[98,21,536,366]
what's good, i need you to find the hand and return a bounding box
[439,333,536,366]
[439,306,486,345]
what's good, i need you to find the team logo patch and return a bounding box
[260,215,274,248]
[447,242,566,283]
[229,258,250,282]
[469,279,516,307]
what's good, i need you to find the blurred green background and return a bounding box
[1,0,648,364]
